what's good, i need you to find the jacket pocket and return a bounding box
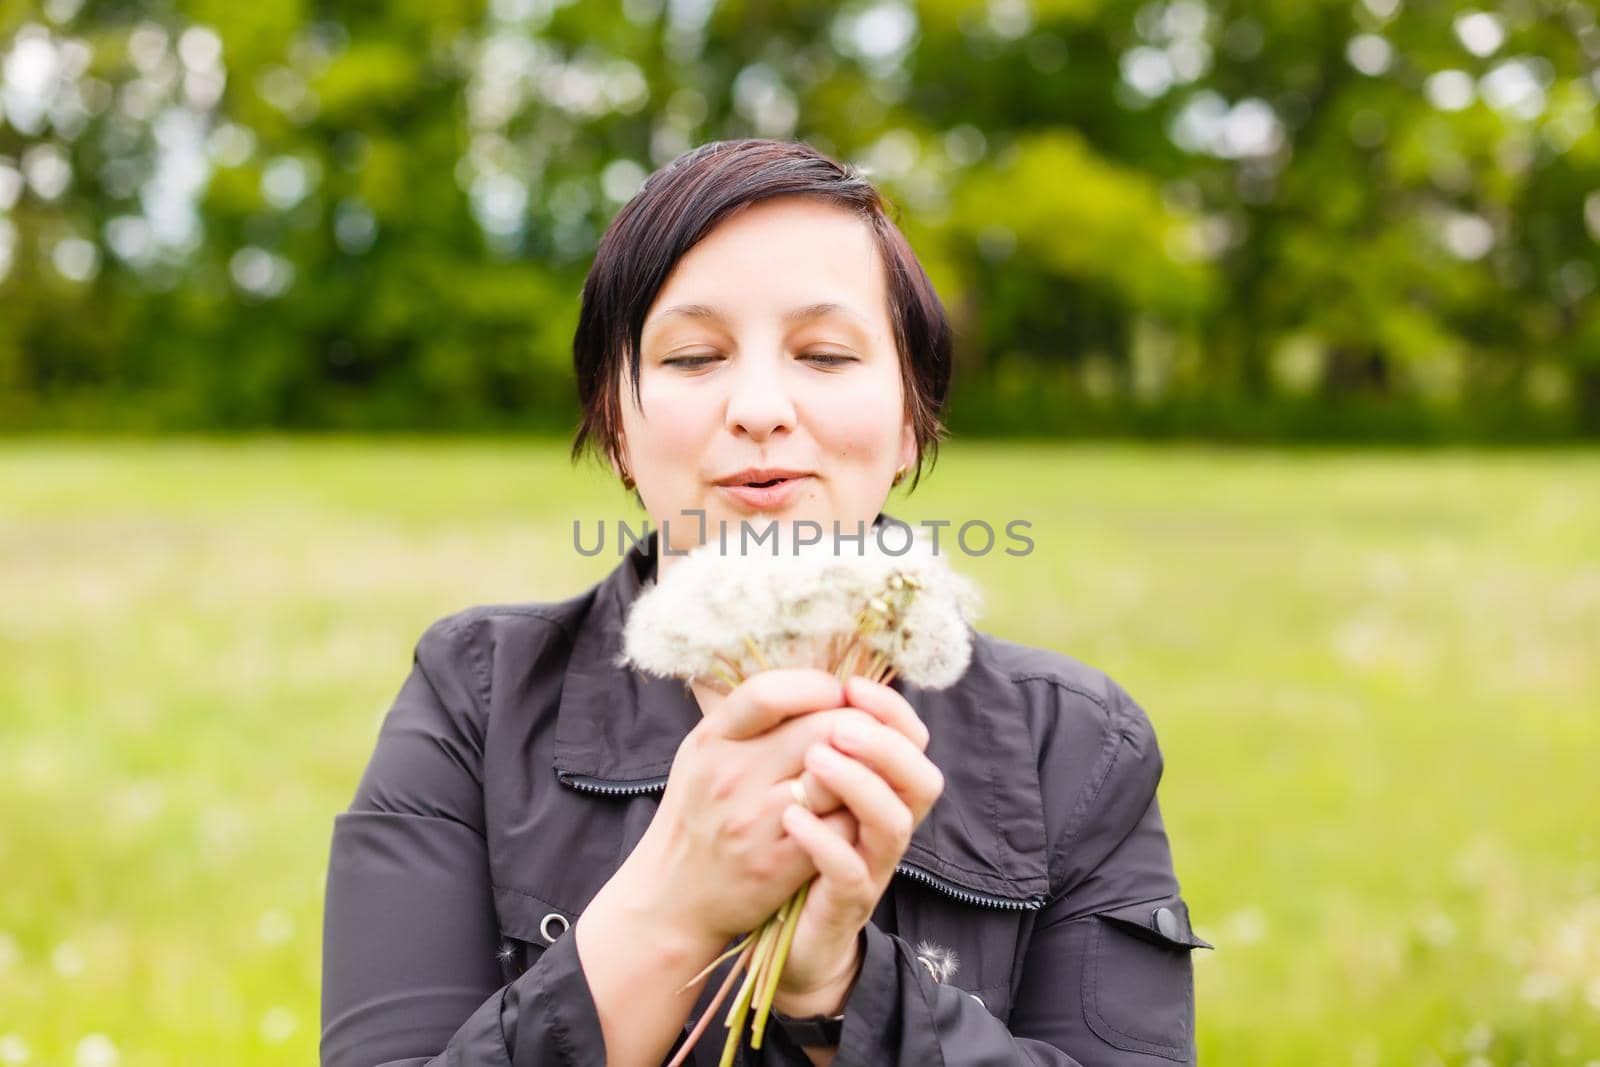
[893,880,1029,1022]
[1081,895,1211,1062]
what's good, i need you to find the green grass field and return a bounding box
[2,439,1597,1066]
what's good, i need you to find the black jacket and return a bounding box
[321,529,1211,1066]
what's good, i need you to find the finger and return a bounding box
[781,803,874,900]
[828,717,945,823]
[716,669,844,740]
[842,675,929,750]
[770,807,858,883]
[805,743,916,875]
[778,771,843,817]
[817,808,858,846]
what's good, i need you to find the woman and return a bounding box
[321,139,1210,1067]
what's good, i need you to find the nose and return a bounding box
[723,353,796,442]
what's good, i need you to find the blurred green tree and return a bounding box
[0,0,1596,437]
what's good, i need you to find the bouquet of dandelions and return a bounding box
[620,530,980,1066]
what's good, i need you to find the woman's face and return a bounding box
[617,195,917,560]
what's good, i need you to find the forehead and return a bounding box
[642,197,890,336]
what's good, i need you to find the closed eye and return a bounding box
[662,354,723,369]
[663,352,857,369]
[802,352,858,367]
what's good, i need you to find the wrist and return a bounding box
[772,934,864,1018]
[591,843,726,966]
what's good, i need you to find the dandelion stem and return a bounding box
[834,632,866,680]
[729,919,781,1026]
[715,650,743,675]
[751,881,810,1048]
[743,634,773,672]
[719,937,765,1067]
[748,895,800,1011]
[667,938,756,1067]
[749,901,788,1012]
[677,932,755,995]
[846,640,871,680]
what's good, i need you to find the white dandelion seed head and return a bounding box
[850,535,982,688]
[619,528,980,690]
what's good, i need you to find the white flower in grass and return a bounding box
[0,1034,30,1066]
[259,1007,297,1043]
[73,1035,117,1067]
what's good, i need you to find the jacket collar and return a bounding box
[553,514,1050,905]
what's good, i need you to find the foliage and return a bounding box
[1,0,1598,436]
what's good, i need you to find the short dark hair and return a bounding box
[570,138,952,491]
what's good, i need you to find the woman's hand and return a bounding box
[770,675,946,1014]
[623,668,862,945]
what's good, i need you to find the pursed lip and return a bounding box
[712,467,815,487]
[712,469,815,512]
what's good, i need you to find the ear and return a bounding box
[610,433,633,484]
[897,417,918,477]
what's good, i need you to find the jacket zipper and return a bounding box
[558,771,671,796]
[557,772,1045,911]
[892,860,1044,911]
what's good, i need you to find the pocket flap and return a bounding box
[1097,895,1213,950]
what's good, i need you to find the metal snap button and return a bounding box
[1152,906,1181,941]
[540,912,570,943]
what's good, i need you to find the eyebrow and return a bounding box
[647,301,869,331]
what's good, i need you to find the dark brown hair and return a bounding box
[569,139,952,490]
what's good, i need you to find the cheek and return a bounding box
[809,377,906,463]
[627,378,716,463]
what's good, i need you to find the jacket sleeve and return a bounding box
[789,681,1210,1067]
[320,615,608,1067]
